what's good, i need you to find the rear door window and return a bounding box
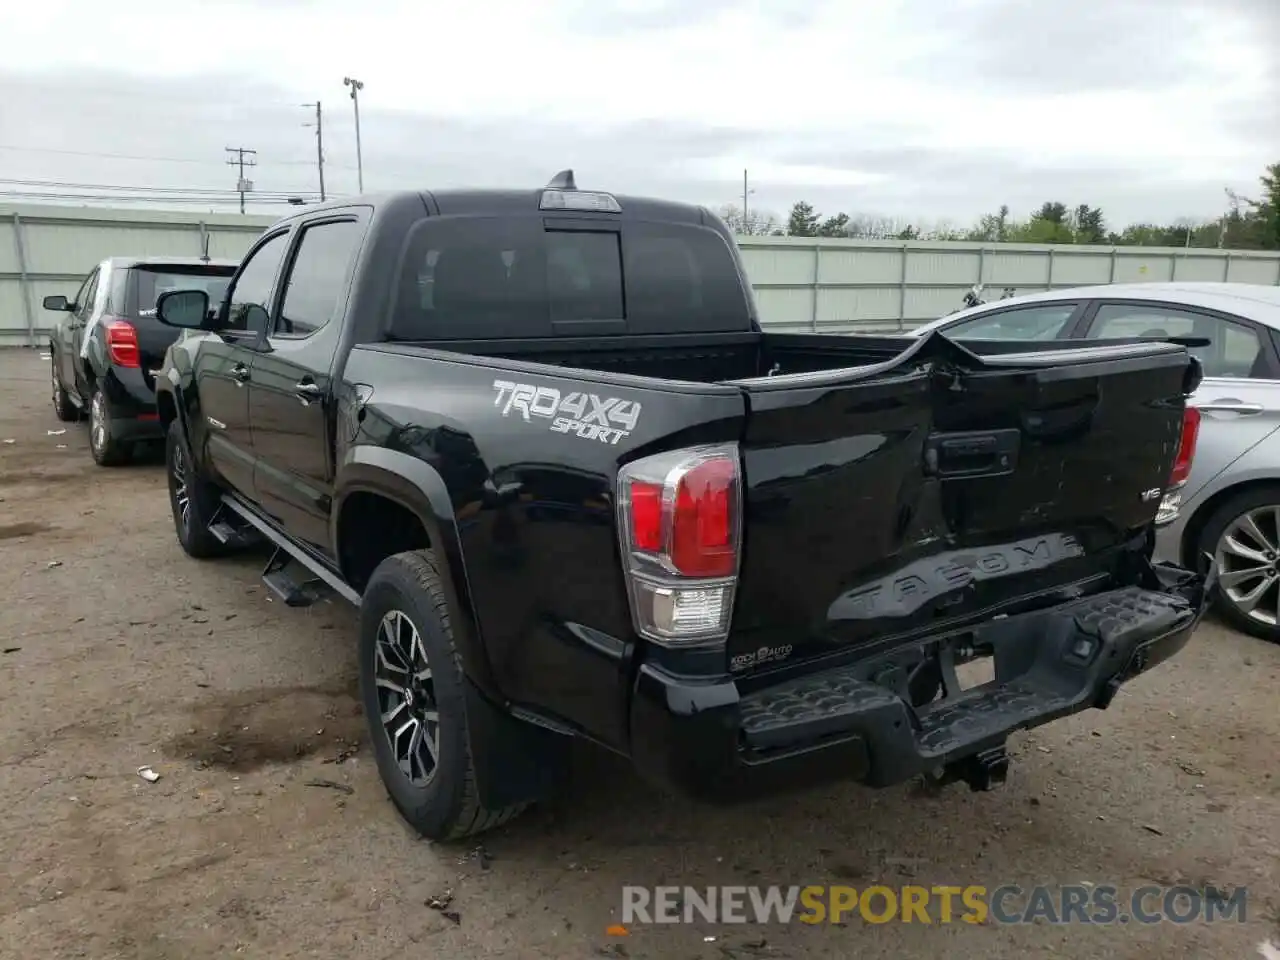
[276,219,364,337]
[1086,302,1270,379]
[389,216,751,340]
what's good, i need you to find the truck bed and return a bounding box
[383,330,1185,387]
[358,329,1200,675]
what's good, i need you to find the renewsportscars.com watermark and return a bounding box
[620,884,1249,926]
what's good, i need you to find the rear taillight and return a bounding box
[1156,405,1201,525]
[1169,405,1200,487]
[617,444,741,647]
[103,319,140,368]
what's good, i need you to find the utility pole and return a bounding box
[343,77,365,193]
[302,102,326,201]
[740,169,756,235]
[225,146,257,214]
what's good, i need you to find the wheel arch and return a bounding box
[333,448,496,695]
[1181,475,1280,569]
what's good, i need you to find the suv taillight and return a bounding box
[617,444,741,647]
[103,319,140,368]
[1156,405,1201,524]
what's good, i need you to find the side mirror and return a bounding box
[42,295,70,311]
[156,289,212,329]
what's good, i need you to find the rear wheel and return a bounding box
[88,384,132,466]
[166,420,226,559]
[360,550,528,841]
[1200,486,1280,644]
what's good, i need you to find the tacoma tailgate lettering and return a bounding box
[827,534,1086,622]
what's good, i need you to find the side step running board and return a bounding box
[262,547,325,607]
[219,494,362,607]
[207,511,264,549]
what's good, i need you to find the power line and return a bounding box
[0,143,333,169]
[0,191,317,206]
[0,177,323,197]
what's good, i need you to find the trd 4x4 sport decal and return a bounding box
[492,379,642,446]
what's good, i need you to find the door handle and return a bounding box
[295,380,322,404]
[231,363,250,384]
[923,428,1020,478]
[1199,399,1263,415]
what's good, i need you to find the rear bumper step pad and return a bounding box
[628,566,1211,800]
[739,585,1200,779]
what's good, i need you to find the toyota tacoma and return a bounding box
[152,171,1214,841]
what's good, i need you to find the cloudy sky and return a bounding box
[1,0,1276,230]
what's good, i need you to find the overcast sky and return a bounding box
[1,0,1276,229]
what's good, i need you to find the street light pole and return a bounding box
[343,76,365,193]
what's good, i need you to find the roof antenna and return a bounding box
[546,169,576,190]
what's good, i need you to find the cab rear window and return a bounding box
[389,217,751,340]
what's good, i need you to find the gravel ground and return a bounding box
[1,347,1277,960]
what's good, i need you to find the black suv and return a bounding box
[45,256,239,465]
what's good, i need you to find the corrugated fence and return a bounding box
[1,205,272,346]
[4,204,1280,345]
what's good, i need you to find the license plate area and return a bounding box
[954,652,996,692]
[937,638,997,703]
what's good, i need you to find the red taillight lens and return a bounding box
[1169,405,1200,486]
[671,459,736,577]
[617,444,742,647]
[104,319,140,368]
[629,480,664,552]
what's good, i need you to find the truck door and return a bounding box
[248,215,367,554]
[196,230,292,498]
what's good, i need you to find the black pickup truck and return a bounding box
[153,172,1214,841]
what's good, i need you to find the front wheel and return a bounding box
[359,550,528,841]
[1199,485,1280,644]
[51,353,79,422]
[166,420,227,559]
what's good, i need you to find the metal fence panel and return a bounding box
[4,205,1279,345]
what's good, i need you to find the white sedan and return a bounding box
[912,281,1280,644]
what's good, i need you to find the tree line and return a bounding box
[720,161,1279,250]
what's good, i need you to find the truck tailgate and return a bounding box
[727,335,1197,667]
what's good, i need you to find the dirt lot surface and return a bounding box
[1,348,1277,960]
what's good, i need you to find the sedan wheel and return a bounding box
[1202,487,1280,643]
[1215,506,1280,628]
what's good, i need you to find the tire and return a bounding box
[50,353,79,422]
[1198,485,1280,644]
[359,550,528,841]
[88,383,133,466]
[166,419,227,559]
